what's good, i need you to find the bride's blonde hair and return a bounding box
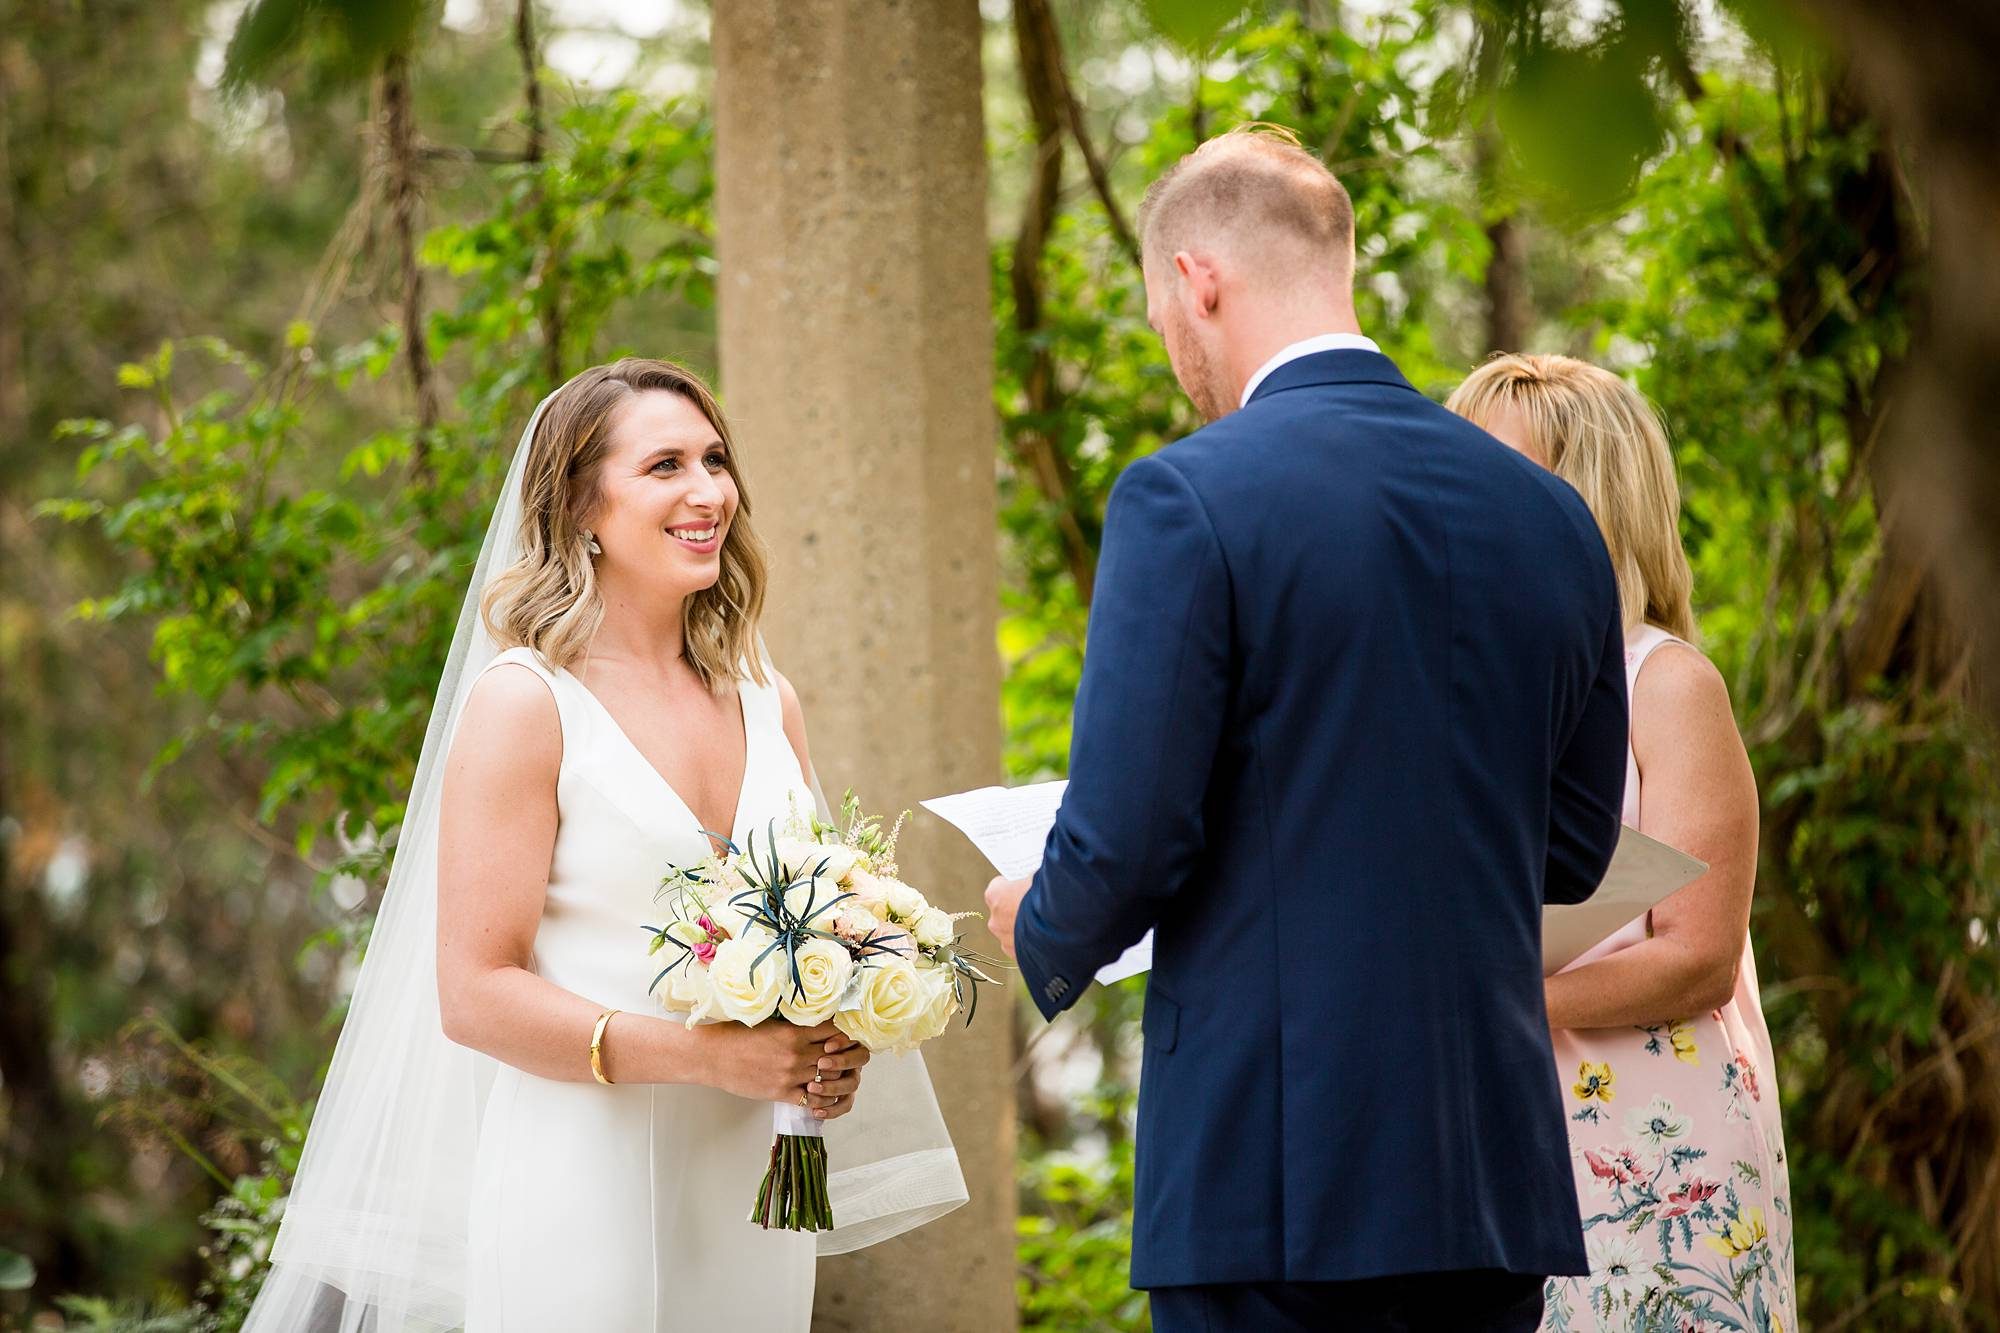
[1447,353,1696,641]
[480,358,770,691]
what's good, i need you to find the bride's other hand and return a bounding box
[805,1035,871,1120]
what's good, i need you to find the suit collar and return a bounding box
[1242,349,1419,405]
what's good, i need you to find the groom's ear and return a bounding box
[1172,250,1221,320]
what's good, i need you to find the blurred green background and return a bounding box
[2,0,1996,1328]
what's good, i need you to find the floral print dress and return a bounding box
[1539,626,1797,1333]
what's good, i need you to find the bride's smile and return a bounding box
[667,521,721,552]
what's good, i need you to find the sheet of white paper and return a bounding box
[1543,827,1708,975]
[922,784,1704,985]
[920,781,1149,986]
[918,780,1068,880]
[1093,935,1153,985]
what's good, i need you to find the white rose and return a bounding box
[776,937,857,1026]
[881,878,928,922]
[780,875,850,929]
[660,961,717,1025]
[912,907,955,949]
[706,894,760,942]
[707,933,784,1024]
[833,956,929,1053]
[776,836,862,887]
[911,965,959,1044]
[703,867,759,934]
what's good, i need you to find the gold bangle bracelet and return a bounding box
[589,1008,621,1085]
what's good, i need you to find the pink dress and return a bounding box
[1539,625,1798,1333]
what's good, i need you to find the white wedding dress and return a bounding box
[462,647,816,1332]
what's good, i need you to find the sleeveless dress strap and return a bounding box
[1624,623,1690,689]
[1623,622,1695,939]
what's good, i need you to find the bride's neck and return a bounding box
[589,580,689,676]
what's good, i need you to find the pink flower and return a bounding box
[693,940,717,965]
[1736,1049,1762,1101]
[1582,1145,1658,1191]
[1659,1178,1719,1218]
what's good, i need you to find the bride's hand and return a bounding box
[805,1033,871,1121]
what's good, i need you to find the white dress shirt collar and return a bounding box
[1239,332,1382,408]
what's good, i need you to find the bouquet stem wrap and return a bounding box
[753,1101,832,1231]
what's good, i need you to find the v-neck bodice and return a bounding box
[561,665,755,849]
[471,645,815,1012]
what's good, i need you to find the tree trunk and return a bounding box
[1801,0,2000,714]
[711,4,1014,1326]
[515,0,563,387]
[1475,125,1531,354]
[377,53,439,479]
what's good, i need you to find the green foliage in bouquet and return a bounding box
[813,790,909,881]
[802,792,1009,1023]
[647,822,911,1008]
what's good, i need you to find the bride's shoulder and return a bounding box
[454,652,563,769]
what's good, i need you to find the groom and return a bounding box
[983,126,1628,1331]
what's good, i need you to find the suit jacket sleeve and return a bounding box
[1545,596,1628,905]
[1012,455,1231,1020]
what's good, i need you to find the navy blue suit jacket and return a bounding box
[1013,350,1627,1289]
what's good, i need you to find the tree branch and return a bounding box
[1008,0,1098,604]
[1020,0,1139,266]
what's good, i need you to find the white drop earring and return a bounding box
[584,532,602,557]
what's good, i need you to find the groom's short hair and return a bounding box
[1137,124,1355,285]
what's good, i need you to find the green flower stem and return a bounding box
[750,1133,833,1232]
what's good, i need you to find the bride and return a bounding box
[245,360,967,1332]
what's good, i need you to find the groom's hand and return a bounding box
[983,874,1032,960]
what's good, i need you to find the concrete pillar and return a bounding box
[712,4,1015,1330]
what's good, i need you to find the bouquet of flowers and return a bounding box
[645,793,1000,1232]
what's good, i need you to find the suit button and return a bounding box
[1047,976,1069,1001]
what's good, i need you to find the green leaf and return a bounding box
[117,363,155,389]
[1495,40,1666,218]
[1140,0,1251,54]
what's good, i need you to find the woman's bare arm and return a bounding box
[773,668,814,783]
[1544,644,1760,1030]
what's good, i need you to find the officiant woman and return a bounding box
[1449,354,1798,1331]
